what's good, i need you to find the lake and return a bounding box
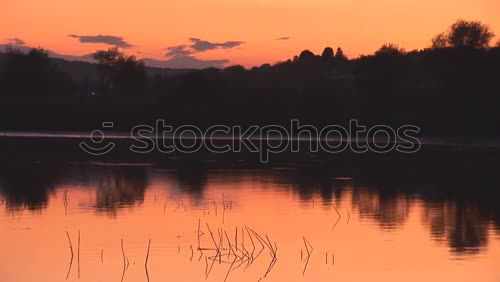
[0,137,499,282]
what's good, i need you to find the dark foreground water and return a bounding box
[0,137,499,282]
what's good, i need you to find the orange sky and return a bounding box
[1,0,499,67]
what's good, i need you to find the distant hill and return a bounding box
[50,57,195,83]
[0,49,196,83]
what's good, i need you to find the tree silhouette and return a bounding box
[92,47,124,65]
[432,19,495,49]
[114,55,147,96]
[335,47,347,61]
[0,47,73,97]
[374,44,405,56]
[321,47,334,60]
[431,33,448,48]
[92,47,123,91]
[0,19,499,136]
[298,50,316,64]
[224,64,246,72]
[92,47,146,96]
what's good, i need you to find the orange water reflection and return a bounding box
[1,164,500,282]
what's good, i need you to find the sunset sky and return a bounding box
[1,0,499,68]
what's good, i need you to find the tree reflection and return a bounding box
[0,162,63,211]
[92,167,149,212]
[171,162,208,200]
[351,189,411,230]
[422,201,490,254]
[0,147,499,255]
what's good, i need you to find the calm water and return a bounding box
[0,138,500,282]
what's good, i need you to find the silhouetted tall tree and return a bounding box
[93,47,123,90]
[335,47,347,61]
[321,47,334,60]
[92,47,147,96]
[432,19,495,49]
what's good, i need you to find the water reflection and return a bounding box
[174,163,209,199]
[422,201,490,255]
[1,146,500,258]
[0,162,64,210]
[352,189,411,230]
[86,166,149,214]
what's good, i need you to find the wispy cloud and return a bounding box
[275,36,290,41]
[166,38,245,57]
[68,34,133,48]
[6,38,25,45]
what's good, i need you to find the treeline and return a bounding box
[0,20,499,135]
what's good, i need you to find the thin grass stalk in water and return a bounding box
[65,231,74,280]
[121,239,126,282]
[77,230,80,279]
[145,239,151,282]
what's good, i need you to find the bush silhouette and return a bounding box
[374,44,406,56]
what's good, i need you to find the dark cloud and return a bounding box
[275,37,290,41]
[6,38,25,45]
[166,38,245,57]
[188,38,245,52]
[166,45,193,57]
[68,34,132,48]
